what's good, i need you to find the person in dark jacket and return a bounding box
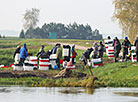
[107,36,111,40]
[13,46,21,64]
[98,41,105,58]
[13,46,21,59]
[51,44,58,54]
[36,45,45,58]
[82,48,93,68]
[113,37,121,62]
[56,44,62,69]
[20,43,28,64]
[134,37,138,62]
[92,42,99,58]
[71,44,77,65]
[122,37,131,61]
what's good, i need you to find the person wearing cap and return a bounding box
[36,45,45,58]
[113,37,121,62]
[107,36,111,40]
[13,46,21,64]
[71,44,77,64]
[20,43,28,64]
[122,37,131,61]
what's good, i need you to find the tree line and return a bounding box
[20,22,103,40]
[19,8,103,40]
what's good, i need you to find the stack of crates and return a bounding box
[63,45,71,68]
[13,64,24,71]
[23,63,34,71]
[29,56,37,68]
[91,58,103,68]
[107,46,114,59]
[39,58,49,70]
[131,46,137,62]
[49,54,57,68]
[104,39,113,55]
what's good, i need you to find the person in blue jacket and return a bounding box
[20,43,28,64]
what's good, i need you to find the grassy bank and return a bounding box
[0,61,137,88]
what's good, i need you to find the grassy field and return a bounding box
[0,38,138,88]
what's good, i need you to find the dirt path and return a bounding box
[47,42,89,50]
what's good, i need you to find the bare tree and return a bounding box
[23,8,40,30]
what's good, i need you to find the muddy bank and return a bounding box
[0,70,49,78]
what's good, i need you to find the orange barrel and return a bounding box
[39,58,49,70]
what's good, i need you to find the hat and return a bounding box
[125,37,128,40]
[24,43,26,47]
[72,44,75,47]
[17,46,21,48]
[42,45,44,48]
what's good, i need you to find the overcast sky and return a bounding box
[0,0,122,37]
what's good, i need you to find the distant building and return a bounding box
[49,32,57,39]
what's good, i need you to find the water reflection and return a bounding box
[0,88,11,93]
[58,88,95,95]
[84,88,95,94]
[59,89,83,94]
[114,92,138,97]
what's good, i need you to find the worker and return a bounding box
[113,37,121,62]
[92,42,99,58]
[122,37,131,62]
[82,48,93,68]
[51,44,58,54]
[98,41,105,58]
[13,46,21,64]
[56,44,62,69]
[20,43,28,64]
[36,45,45,58]
[71,44,77,65]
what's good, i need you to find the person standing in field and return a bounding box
[71,44,77,65]
[122,37,131,62]
[113,37,121,62]
[81,48,93,69]
[98,41,105,59]
[36,45,45,58]
[51,44,58,54]
[13,46,21,64]
[20,43,28,64]
[92,42,99,58]
[56,44,62,69]
[134,37,138,62]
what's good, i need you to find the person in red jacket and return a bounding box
[71,44,77,64]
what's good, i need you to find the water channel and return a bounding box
[0,87,138,102]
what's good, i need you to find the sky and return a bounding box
[0,0,122,38]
